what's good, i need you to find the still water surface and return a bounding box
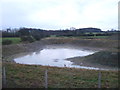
[14,48,99,70]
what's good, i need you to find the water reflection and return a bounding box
[14,48,100,70]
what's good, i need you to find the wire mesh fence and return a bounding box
[2,66,119,88]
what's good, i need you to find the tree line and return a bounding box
[2,27,119,41]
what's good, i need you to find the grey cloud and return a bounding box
[1,0,119,30]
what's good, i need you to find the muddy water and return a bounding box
[14,47,102,70]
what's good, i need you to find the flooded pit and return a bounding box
[14,48,100,70]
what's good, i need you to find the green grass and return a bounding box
[55,36,110,39]
[1,37,21,44]
[3,62,119,88]
[75,36,110,39]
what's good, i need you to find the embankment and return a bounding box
[2,37,119,69]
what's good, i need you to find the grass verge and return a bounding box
[3,62,119,88]
[1,37,21,44]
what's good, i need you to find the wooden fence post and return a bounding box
[45,69,48,88]
[98,69,101,88]
[3,67,6,88]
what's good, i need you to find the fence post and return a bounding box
[3,67,6,88]
[45,69,48,88]
[98,69,101,88]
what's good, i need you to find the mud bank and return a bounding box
[2,37,119,70]
[2,38,104,60]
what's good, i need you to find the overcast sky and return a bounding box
[1,0,119,31]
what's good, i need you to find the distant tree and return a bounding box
[7,28,11,32]
[2,31,19,37]
[30,29,45,40]
[21,36,35,43]
[18,28,30,36]
[70,27,76,30]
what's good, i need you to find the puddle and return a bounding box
[14,48,100,70]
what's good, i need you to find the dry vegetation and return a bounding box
[2,35,119,88]
[4,62,119,88]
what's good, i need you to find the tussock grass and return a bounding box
[3,62,119,88]
[66,49,119,70]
